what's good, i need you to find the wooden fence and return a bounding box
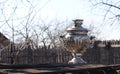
[0,40,120,65]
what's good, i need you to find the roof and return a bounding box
[0,32,10,47]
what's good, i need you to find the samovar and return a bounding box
[60,19,95,64]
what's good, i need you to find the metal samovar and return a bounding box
[60,19,95,64]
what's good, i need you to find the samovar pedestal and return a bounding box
[68,53,86,64]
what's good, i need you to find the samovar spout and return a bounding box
[60,35,66,41]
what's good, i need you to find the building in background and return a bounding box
[0,32,10,49]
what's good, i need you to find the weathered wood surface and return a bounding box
[0,64,120,74]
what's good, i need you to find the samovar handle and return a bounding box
[90,36,95,48]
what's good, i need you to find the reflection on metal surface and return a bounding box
[61,19,95,64]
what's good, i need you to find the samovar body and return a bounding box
[61,19,94,64]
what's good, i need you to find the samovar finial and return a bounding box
[73,19,83,27]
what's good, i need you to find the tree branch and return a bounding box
[102,2,120,10]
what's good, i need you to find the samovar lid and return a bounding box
[66,19,89,33]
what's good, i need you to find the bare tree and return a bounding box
[89,0,120,40]
[0,0,53,64]
[90,0,120,22]
[0,0,72,64]
[32,18,69,49]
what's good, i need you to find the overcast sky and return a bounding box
[0,0,120,40]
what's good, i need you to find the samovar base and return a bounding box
[68,53,87,64]
[68,57,86,64]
